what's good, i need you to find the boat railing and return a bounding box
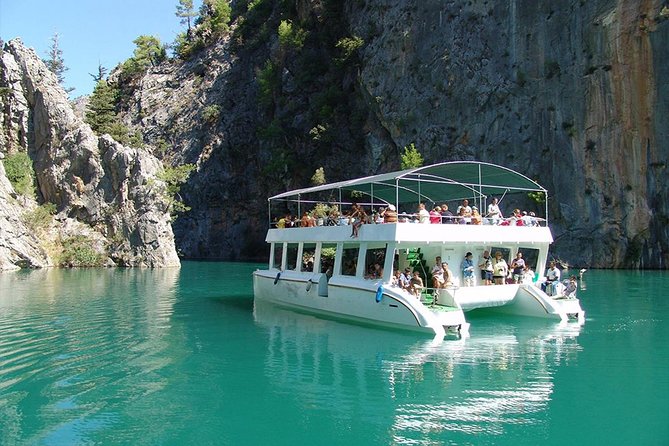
[270,217,547,229]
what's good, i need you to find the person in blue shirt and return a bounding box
[461,252,475,286]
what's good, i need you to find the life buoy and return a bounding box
[375,285,384,303]
[274,272,281,285]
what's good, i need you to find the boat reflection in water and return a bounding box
[253,300,582,442]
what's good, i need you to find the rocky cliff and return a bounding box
[0,39,180,270]
[3,0,668,269]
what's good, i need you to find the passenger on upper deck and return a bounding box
[440,204,454,224]
[471,208,482,225]
[383,204,398,223]
[301,211,315,227]
[350,203,367,237]
[455,207,468,224]
[429,206,442,224]
[457,199,472,219]
[327,205,340,226]
[486,197,503,225]
[417,203,430,224]
[277,213,289,229]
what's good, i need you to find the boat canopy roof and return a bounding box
[269,161,547,207]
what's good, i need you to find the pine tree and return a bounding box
[85,80,118,135]
[89,63,108,83]
[176,0,198,38]
[42,33,74,92]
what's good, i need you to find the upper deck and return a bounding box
[266,223,553,245]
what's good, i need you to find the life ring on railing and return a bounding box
[274,272,281,285]
[375,285,384,303]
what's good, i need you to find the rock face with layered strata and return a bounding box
[0,39,180,269]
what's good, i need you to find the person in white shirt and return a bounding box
[417,203,430,224]
[486,197,503,225]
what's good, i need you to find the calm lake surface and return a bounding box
[0,262,667,445]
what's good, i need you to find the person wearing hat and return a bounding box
[383,204,398,223]
[461,252,475,286]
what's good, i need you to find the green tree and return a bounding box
[198,0,232,34]
[400,143,424,169]
[311,167,326,186]
[176,0,198,37]
[85,80,118,134]
[157,164,196,218]
[278,20,308,50]
[89,63,108,83]
[2,152,35,198]
[42,32,74,93]
[122,35,167,77]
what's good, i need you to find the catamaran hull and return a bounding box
[253,270,468,337]
[452,284,585,323]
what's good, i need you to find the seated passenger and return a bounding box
[563,275,578,297]
[442,262,453,287]
[456,199,472,218]
[429,206,442,224]
[440,204,454,224]
[410,271,424,297]
[399,267,412,291]
[383,204,398,223]
[522,265,536,284]
[471,208,482,225]
[431,257,444,289]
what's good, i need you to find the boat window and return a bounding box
[364,246,386,279]
[341,246,359,276]
[517,248,540,271]
[320,243,337,276]
[302,243,316,272]
[286,243,299,270]
[272,243,283,269]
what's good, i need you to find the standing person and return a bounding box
[478,250,494,285]
[417,203,430,224]
[543,261,561,295]
[431,257,444,289]
[510,252,526,283]
[461,252,475,287]
[492,251,509,285]
[486,197,503,225]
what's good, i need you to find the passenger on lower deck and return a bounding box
[461,252,475,287]
[410,271,424,297]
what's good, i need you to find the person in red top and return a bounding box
[429,206,442,224]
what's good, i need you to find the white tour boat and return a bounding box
[253,161,585,338]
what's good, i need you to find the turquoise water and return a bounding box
[0,263,667,445]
